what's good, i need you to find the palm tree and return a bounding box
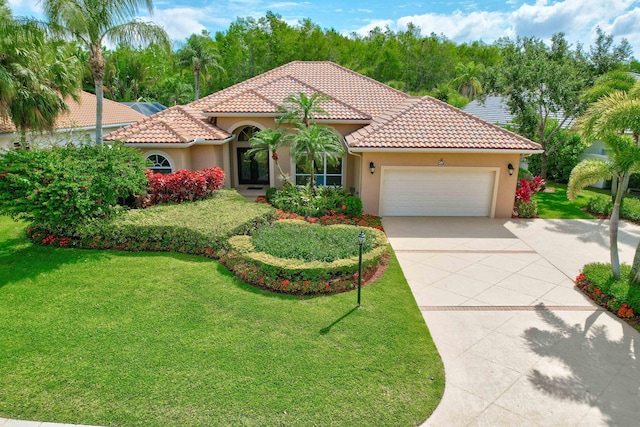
[176,31,223,101]
[290,124,344,189]
[0,8,81,145]
[570,83,640,279]
[568,137,640,279]
[277,92,329,128]
[43,0,170,144]
[450,61,485,100]
[246,128,292,184]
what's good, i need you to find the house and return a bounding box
[0,91,146,149]
[104,61,542,218]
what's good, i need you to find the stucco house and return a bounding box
[0,91,146,149]
[104,61,542,218]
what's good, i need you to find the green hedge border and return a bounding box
[220,222,388,295]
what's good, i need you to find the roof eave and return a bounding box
[346,147,544,154]
[119,135,234,148]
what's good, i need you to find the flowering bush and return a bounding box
[576,270,636,319]
[515,176,546,218]
[273,209,384,230]
[145,167,225,206]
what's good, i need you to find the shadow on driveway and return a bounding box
[524,304,640,425]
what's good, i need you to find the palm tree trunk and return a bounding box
[610,173,629,279]
[630,244,640,287]
[194,68,200,101]
[95,77,103,144]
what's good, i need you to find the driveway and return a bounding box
[383,217,640,427]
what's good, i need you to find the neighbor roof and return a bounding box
[0,91,146,134]
[191,61,409,119]
[103,105,231,144]
[0,91,145,133]
[345,96,543,152]
[122,101,168,116]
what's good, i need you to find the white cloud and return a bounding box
[152,7,231,42]
[357,8,373,13]
[397,10,506,42]
[7,0,42,14]
[268,2,310,8]
[353,19,395,37]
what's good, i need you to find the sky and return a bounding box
[8,0,640,56]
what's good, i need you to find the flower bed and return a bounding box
[576,264,639,320]
[221,220,388,295]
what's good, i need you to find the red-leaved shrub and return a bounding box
[145,167,225,206]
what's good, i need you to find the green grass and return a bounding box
[252,221,377,262]
[533,183,605,219]
[0,216,443,427]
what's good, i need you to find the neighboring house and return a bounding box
[0,91,146,149]
[121,101,167,116]
[105,61,542,218]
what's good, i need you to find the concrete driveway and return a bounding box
[383,217,640,427]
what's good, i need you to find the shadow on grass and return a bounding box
[523,303,640,425]
[319,306,359,335]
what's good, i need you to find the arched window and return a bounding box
[237,126,260,142]
[146,153,172,174]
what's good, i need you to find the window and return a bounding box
[147,154,172,174]
[295,155,343,186]
[237,126,260,142]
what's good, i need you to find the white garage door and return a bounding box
[381,167,497,217]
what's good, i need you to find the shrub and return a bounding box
[516,199,538,218]
[526,126,586,183]
[586,194,613,216]
[578,263,640,318]
[515,176,545,217]
[146,167,225,206]
[224,221,388,295]
[269,185,358,218]
[274,209,384,230]
[265,187,277,203]
[0,142,147,233]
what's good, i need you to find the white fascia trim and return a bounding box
[123,136,234,148]
[203,112,278,118]
[347,147,544,154]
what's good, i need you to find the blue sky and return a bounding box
[9,0,640,56]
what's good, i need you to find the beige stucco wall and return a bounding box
[358,152,521,218]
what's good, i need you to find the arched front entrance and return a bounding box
[235,126,269,186]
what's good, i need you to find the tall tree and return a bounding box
[43,0,169,144]
[277,92,328,128]
[571,82,640,279]
[0,5,81,144]
[589,27,632,75]
[176,30,223,101]
[450,61,485,100]
[489,34,591,179]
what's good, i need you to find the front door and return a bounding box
[237,147,269,185]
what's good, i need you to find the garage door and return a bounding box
[381,167,497,217]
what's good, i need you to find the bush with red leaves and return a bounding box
[146,167,225,206]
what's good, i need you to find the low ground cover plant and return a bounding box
[273,209,384,230]
[28,189,274,255]
[577,263,639,319]
[223,220,388,294]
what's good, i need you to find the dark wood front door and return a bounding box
[237,147,269,185]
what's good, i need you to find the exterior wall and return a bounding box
[137,147,192,171]
[358,152,521,218]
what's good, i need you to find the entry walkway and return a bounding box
[383,217,640,426]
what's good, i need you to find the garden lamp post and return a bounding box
[357,231,366,306]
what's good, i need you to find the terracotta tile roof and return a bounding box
[345,96,543,151]
[103,105,231,144]
[208,75,370,120]
[192,61,408,119]
[0,91,145,134]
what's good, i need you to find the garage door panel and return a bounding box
[381,168,496,217]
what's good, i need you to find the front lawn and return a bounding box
[0,216,444,426]
[533,183,603,219]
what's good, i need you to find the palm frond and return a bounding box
[567,159,612,200]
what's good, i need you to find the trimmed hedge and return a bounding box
[586,194,640,222]
[577,263,640,318]
[27,189,275,255]
[223,221,388,294]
